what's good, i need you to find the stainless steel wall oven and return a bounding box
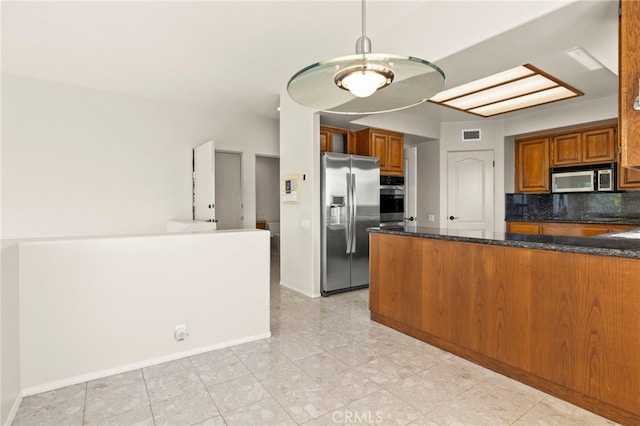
[380,175,404,226]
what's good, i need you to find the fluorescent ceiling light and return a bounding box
[429,64,583,117]
[566,47,603,71]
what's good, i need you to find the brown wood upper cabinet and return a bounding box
[551,125,616,167]
[619,0,640,170]
[515,136,550,193]
[354,128,404,176]
[319,125,355,154]
[515,122,621,194]
[619,165,640,190]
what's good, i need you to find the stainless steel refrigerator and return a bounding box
[321,153,380,296]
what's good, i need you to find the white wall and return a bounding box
[416,141,440,228]
[278,93,320,298]
[1,74,279,425]
[504,136,516,194]
[1,74,279,240]
[19,230,270,392]
[255,156,280,223]
[503,95,617,137]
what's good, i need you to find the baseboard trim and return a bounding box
[21,331,271,397]
[279,280,320,298]
[3,391,23,426]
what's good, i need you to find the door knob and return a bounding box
[449,216,459,220]
[405,216,415,221]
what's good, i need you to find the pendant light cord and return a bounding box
[361,0,366,38]
[355,0,371,54]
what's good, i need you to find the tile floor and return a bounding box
[13,257,619,425]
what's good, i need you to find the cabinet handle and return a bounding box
[449,216,459,220]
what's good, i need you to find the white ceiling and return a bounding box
[1,0,619,130]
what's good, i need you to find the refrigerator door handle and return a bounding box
[345,173,352,253]
[350,173,357,253]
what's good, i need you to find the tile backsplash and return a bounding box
[505,192,640,222]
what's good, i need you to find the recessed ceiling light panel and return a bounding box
[429,64,582,117]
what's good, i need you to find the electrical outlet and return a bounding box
[175,324,188,341]
[428,214,435,222]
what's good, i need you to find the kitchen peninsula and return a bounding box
[368,227,640,425]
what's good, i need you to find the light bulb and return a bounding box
[341,70,388,98]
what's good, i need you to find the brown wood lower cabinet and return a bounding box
[506,221,636,237]
[369,233,640,425]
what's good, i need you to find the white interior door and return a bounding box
[447,150,494,232]
[193,140,217,228]
[404,146,418,224]
[215,152,243,230]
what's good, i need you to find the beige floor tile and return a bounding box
[294,351,350,381]
[272,382,343,423]
[13,400,84,426]
[513,396,619,426]
[144,368,206,404]
[191,416,228,426]
[84,381,149,423]
[17,383,86,414]
[151,388,219,426]
[306,330,354,351]
[327,342,381,367]
[235,346,289,373]
[84,406,154,426]
[142,357,193,380]
[274,335,324,360]
[87,370,144,393]
[222,397,296,426]
[190,347,236,367]
[345,389,422,426]
[355,354,424,385]
[207,373,270,414]
[254,361,316,394]
[194,354,252,387]
[314,369,379,405]
[384,373,456,414]
[416,356,492,396]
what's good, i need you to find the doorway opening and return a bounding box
[215,151,243,230]
[256,155,280,255]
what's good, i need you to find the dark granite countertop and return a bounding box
[369,226,640,259]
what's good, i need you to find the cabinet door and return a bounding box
[552,133,581,166]
[506,222,541,234]
[371,131,389,170]
[515,137,550,193]
[386,134,404,175]
[319,127,332,152]
[618,166,640,190]
[541,223,610,237]
[619,0,640,168]
[582,127,615,163]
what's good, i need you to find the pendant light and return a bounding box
[287,0,445,114]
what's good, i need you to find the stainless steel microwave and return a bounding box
[551,164,615,193]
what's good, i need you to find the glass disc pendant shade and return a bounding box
[287,1,445,114]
